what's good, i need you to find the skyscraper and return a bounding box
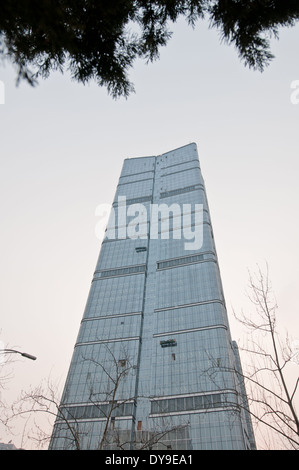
[49,143,256,450]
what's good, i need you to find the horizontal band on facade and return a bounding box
[56,400,135,424]
[108,221,209,233]
[64,399,136,408]
[109,222,210,236]
[114,221,149,229]
[81,312,143,323]
[150,405,239,418]
[154,299,225,313]
[156,221,211,234]
[149,390,239,417]
[93,252,216,281]
[75,336,140,347]
[93,264,146,280]
[100,217,210,236]
[92,272,145,282]
[157,259,217,271]
[117,177,154,187]
[55,415,134,425]
[157,250,215,265]
[153,324,227,338]
[156,252,216,270]
[102,236,149,244]
[160,184,204,199]
[120,169,154,179]
[95,264,146,274]
[161,165,200,177]
[150,388,237,402]
[160,158,199,171]
[102,223,209,241]
[159,207,209,220]
[113,195,152,207]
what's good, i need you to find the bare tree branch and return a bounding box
[230,263,299,448]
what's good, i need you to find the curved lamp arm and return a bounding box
[0,349,37,361]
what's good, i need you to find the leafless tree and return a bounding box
[6,378,83,449]
[7,345,188,450]
[231,263,299,449]
[0,364,11,433]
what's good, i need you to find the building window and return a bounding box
[137,421,142,431]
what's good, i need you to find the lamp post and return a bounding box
[0,349,37,361]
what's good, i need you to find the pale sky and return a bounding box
[0,18,298,449]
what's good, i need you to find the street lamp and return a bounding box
[0,349,37,361]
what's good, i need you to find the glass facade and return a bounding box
[49,143,256,450]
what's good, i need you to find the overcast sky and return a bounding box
[0,18,298,449]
